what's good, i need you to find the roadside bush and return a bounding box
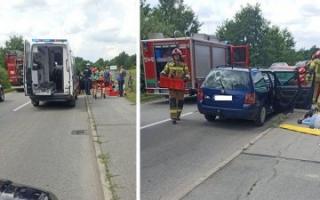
[0,67,11,89]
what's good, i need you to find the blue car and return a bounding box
[197,66,314,126]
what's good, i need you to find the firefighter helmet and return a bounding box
[172,48,182,57]
[313,50,320,59]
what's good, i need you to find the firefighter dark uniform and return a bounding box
[161,48,190,124]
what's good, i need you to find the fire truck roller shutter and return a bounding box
[212,47,226,69]
[194,44,210,80]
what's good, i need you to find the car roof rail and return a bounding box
[215,64,251,70]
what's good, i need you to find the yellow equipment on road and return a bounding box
[279,123,320,136]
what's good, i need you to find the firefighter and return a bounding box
[308,50,320,103]
[161,48,190,124]
[296,50,320,124]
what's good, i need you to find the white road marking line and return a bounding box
[140,112,194,130]
[13,101,31,112]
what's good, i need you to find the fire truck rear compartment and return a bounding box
[32,45,64,94]
[154,47,175,80]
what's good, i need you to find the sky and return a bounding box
[0,0,138,61]
[146,0,320,50]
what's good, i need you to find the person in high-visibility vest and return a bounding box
[161,48,190,124]
[308,50,320,104]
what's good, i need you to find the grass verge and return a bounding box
[98,153,120,200]
[125,68,136,104]
[141,93,162,103]
[4,88,15,93]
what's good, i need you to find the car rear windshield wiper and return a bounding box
[218,78,225,90]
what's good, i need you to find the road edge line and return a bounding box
[175,127,273,200]
[13,101,31,112]
[85,96,112,200]
[141,112,194,130]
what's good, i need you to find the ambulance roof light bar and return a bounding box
[32,39,68,43]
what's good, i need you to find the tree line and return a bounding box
[75,52,136,73]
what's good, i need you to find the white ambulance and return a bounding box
[24,39,79,107]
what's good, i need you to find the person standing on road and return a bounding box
[83,63,92,95]
[104,66,111,87]
[161,48,190,124]
[117,66,126,97]
[308,50,320,103]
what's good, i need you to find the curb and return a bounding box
[174,127,273,200]
[4,88,15,93]
[85,95,112,200]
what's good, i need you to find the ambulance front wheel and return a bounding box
[31,99,39,107]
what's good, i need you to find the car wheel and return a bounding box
[31,99,39,107]
[0,89,4,102]
[205,114,216,122]
[255,106,266,126]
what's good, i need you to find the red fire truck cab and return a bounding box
[141,34,250,95]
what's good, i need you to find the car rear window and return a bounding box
[203,69,250,90]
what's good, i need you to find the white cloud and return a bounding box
[0,0,138,61]
[147,0,320,50]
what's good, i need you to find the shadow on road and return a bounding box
[193,112,282,132]
[33,99,86,112]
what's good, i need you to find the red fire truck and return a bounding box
[141,34,250,95]
[5,50,24,90]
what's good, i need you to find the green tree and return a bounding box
[74,57,91,74]
[216,3,268,66]
[5,35,24,51]
[260,26,296,66]
[0,47,6,69]
[140,0,201,39]
[109,52,136,69]
[94,58,105,69]
[216,3,298,67]
[0,67,10,88]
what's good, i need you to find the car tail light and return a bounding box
[244,93,255,104]
[197,88,204,101]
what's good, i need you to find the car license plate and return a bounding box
[214,95,232,101]
[36,92,51,96]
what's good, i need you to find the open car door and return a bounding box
[295,68,315,109]
[23,40,32,96]
[273,69,314,111]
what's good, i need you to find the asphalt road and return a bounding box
[0,92,103,200]
[141,98,277,200]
